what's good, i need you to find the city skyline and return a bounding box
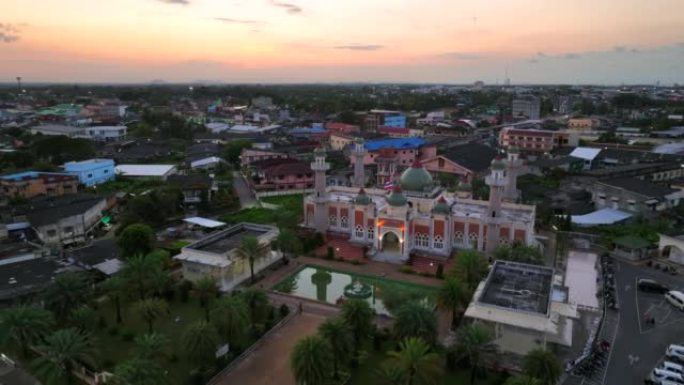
[2,0,684,84]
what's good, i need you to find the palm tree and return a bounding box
[437,277,467,329]
[183,321,219,369]
[135,298,169,333]
[450,250,487,292]
[133,333,169,362]
[112,357,166,385]
[290,335,333,385]
[123,254,159,300]
[195,276,219,321]
[393,302,438,346]
[455,324,497,385]
[235,235,269,284]
[505,375,542,385]
[341,299,374,358]
[102,275,127,324]
[0,304,54,357]
[31,328,96,385]
[69,305,96,332]
[44,272,91,322]
[241,288,269,327]
[210,296,250,350]
[384,337,441,385]
[522,348,561,385]
[319,318,353,379]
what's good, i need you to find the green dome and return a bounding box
[432,197,451,215]
[491,157,506,170]
[400,160,433,191]
[456,181,472,192]
[355,188,372,205]
[314,147,326,155]
[387,186,407,207]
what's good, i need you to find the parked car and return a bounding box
[666,344,684,363]
[648,368,684,384]
[638,278,671,294]
[659,361,684,375]
[665,291,684,311]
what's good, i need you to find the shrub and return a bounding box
[121,330,136,341]
[420,271,434,277]
[435,264,444,279]
[98,316,107,329]
[179,280,193,302]
[107,327,119,336]
[399,266,414,274]
[279,303,290,318]
[326,246,334,260]
[351,260,361,265]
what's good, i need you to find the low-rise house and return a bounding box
[84,125,127,142]
[568,147,601,170]
[98,139,174,163]
[421,143,498,182]
[174,223,281,291]
[592,177,683,213]
[659,233,684,265]
[248,158,313,191]
[1,171,79,200]
[611,235,653,261]
[168,174,213,208]
[30,124,84,137]
[499,127,577,155]
[68,239,123,276]
[325,122,360,134]
[190,156,225,170]
[63,158,115,186]
[186,143,220,162]
[115,164,177,180]
[239,148,290,167]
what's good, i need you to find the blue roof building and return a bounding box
[364,137,427,151]
[63,159,115,187]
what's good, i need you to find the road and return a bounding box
[603,261,684,384]
[232,172,257,209]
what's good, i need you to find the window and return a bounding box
[438,158,445,168]
[87,173,93,178]
[454,231,464,242]
[355,225,364,238]
[63,226,74,234]
[340,216,349,228]
[367,227,374,240]
[329,215,337,226]
[415,233,429,248]
[434,235,444,249]
[47,229,57,237]
[104,169,109,174]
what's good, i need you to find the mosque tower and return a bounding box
[485,157,507,255]
[352,138,367,187]
[503,146,523,202]
[311,147,330,233]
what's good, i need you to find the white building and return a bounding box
[84,126,127,142]
[115,164,177,180]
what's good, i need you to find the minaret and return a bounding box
[311,147,330,233]
[352,137,367,187]
[485,157,507,255]
[503,146,523,202]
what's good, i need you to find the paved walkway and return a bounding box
[232,172,257,208]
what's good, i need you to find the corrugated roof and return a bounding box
[571,208,632,226]
[115,164,176,177]
[365,137,427,151]
[569,147,602,161]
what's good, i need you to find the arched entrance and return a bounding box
[382,231,401,252]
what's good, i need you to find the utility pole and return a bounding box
[16,76,22,94]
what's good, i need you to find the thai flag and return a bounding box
[384,179,394,190]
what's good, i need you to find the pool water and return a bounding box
[274,265,436,316]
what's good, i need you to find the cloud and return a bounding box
[156,0,190,4]
[213,17,260,24]
[0,23,21,43]
[333,44,384,51]
[270,1,302,14]
[437,52,483,60]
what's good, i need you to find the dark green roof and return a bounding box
[491,157,506,170]
[355,188,372,205]
[432,197,450,214]
[387,187,407,207]
[400,161,433,191]
[613,235,651,249]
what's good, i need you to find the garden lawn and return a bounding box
[93,297,205,385]
[219,207,278,225]
[261,194,303,212]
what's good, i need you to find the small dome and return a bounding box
[491,156,506,170]
[508,145,520,155]
[314,147,326,155]
[456,181,472,191]
[354,137,364,145]
[400,159,433,191]
[354,188,372,205]
[386,185,407,207]
[432,196,451,215]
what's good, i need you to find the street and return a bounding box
[232,172,258,208]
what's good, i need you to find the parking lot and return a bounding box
[603,260,684,385]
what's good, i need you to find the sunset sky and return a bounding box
[2,0,683,84]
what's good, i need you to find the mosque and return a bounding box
[303,139,537,263]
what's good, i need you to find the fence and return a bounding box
[255,189,312,198]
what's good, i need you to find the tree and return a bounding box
[0,305,55,358]
[290,335,333,385]
[133,333,169,362]
[274,228,303,255]
[117,223,156,257]
[183,321,219,369]
[135,298,169,333]
[210,296,250,350]
[494,243,544,265]
[44,272,91,322]
[123,254,164,300]
[112,358,166,385]
[341,299,374,358]
[224,139,252,166]
[241,288,269,327]
[103,275,128,324]
[31,328,96,385]
[235,236,269,284]
[69,305,97,332]
[522,348,561,385]
[455,324,497,385]
[195,277,219,321]
[319,318,353,379]
[450,250,488,292]
[393,302,438,346]
[438,277,467,330]
[505,375,542,385]
[384,337,441,385]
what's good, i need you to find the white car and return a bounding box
[665,291,684,311]
[649,368,684,384]
[660,361,684,375]
[667,345,684,363]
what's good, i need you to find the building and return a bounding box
[512,97,541,120]
[190,156,225,170]
[115,164,177,180]
[330,132,355,151]
[592,177,683,213]
[1,171,79,200]
[174,223,281,291]
[27,194,109,246]
[239,148,290,167]
[325,122,360,134]
[568,147,601,170]
[84,125,127,142]
[464,260,578,355]
[248,158,314,191]
[63,158,115,186]
[168,174,214,209]
[615,126,644,138]
[659,233,684,265]
[499,127,577,155]
[421,143,499,183]
[30,124,84,137]
[364,110,406,131]
[567,118,598,132]
[304,148,536,262]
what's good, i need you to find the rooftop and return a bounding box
[186,223,271,255]
[478,260,553,315]
[115,164,176,177]
[569,147,602,161]
[364,137,427,151]
[63,158,114,170]
[598,177,677,197]
[439,143,498,172]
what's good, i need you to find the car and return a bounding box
[638,278,671,294]
[667,345,684,363]
[648,368,684,384]
[660,361,684,375]
[665,291,684,311]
